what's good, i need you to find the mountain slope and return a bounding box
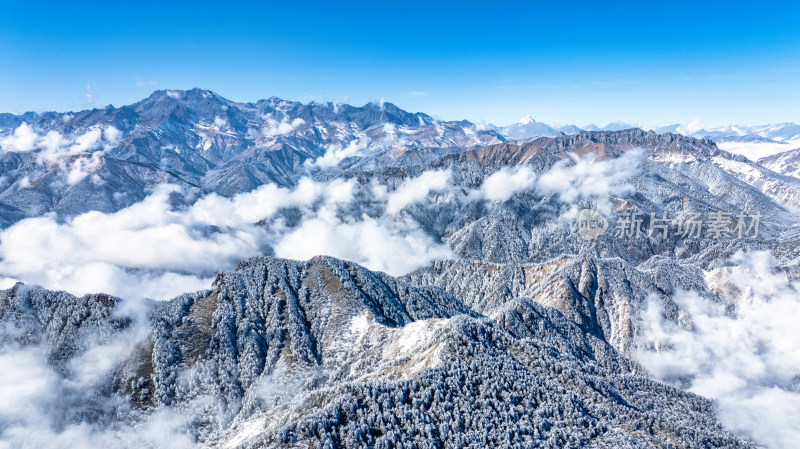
[0,89,505,223]
[0,257,754,448]
[758,147,800,178]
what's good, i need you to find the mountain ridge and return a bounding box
[0,255,756,448]
[1,89,799,448]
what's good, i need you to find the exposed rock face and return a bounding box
[404,255,719,355]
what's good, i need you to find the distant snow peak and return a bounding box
[518,114,536,125]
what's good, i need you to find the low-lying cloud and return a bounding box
[635,251,800,449]
[0,319,200,449]
[1,123,121,186]
[385,169,452,214]
[0,123,120,164]
[536,148,642,206]
[261,117,305,137]
[468,148,643,208]
[275,215,453,275]
[305,140,368,169]
[0,143,646,304]
[469,165,537,202]
[0,175,454,300]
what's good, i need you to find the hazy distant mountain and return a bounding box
[694,123,800,142]
[500,115,582,139]
[499,115,800,146]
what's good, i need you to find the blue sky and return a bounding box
[1,0,798,127]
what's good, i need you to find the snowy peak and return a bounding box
[0,89,508,216]
[518,114,536,125]
[500,118,641,141]
[601,120,636,131]
[502,117,558,140]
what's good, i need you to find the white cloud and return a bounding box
[66,152,104,185]
[717,139,800,160]
[305,140,368,169]
[472,120,496,132]
[0,185,270,299]
[187,177,355,228]
[72,128,103,153]
[85,83,96,106]
[102,125,121,143]
[635,251,800,449]
[0,173,455,300]
[213,116,227,130]
[274,214,454,276]
[385,169,452,214]
[1,125,121,186]
[261,117,305,137]
[0,323,200,449]
[536,148,643,209]
[1,124,121,166]
[677,117,704,135]
[469,165,537,202]
[465,148,642,208]
[0,123,39,153]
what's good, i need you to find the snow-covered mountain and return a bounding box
[0,257,755,448]
[758,147,800,178]
[0,89,504,225]
[694,122,800,142]
[1,90,799,448]
[500,114,800,150]
[500,115,582,139]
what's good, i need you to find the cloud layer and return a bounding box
[1,123,121,186]
[536,149,642,206]
[0,315,200,449]
[635,251,800,449]
[1,123,120,163]
[0,175,455,300]
[0,146,647,301]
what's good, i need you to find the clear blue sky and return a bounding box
[1,0,798,127]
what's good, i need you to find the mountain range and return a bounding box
[0,257,755,448]
[1,88,799,228]
[500,115,800,144]
[1,89,799,448]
